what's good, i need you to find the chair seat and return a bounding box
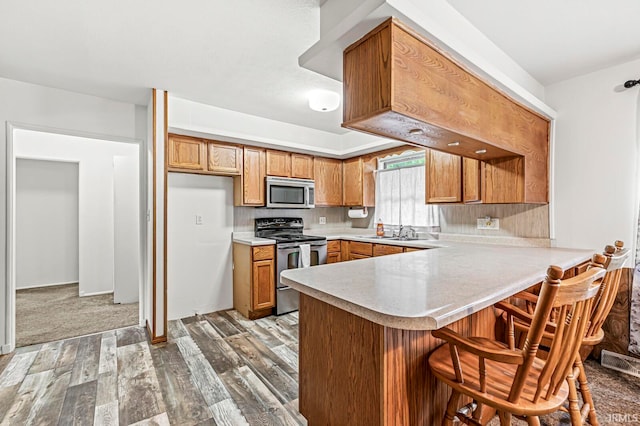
[429,338,570,417]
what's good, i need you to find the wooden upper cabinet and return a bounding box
[314,157,343,206]
[234,147,266,206]
[425,149,462,203]
[266,150,291,177]
[291,153,314,179]
[343,18,549,203]
[462,157,482,204]
[168,135,207,171]
[342,157,376,207]
[483,157,525,203]
[208,143,242,176]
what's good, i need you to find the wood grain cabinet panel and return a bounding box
[313,157,343,206]
[233,243,276,320]
[266,150,291,177]
[327,252,341,264]
[343,18,549,203]
[349,241,373,257]
[403,247,423,253]
[291,154,314,179]
[373,244,403,257]
[342,157,376,207]
[425,149,462,203]
[483,157,525,203]
[234,147,266,206]
[462,157,482,203]
[252,259,275,311]
[208,143,242,175]
[168,135,207,171]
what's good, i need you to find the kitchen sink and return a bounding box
[355,235,419,241]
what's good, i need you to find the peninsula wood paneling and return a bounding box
[299,294,383,426]
[343,18,550,203]
[298,294,498,425]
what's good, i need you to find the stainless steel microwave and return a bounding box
[266,176,315,208]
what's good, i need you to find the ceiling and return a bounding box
[446,0,640,86]
[1,0,639,138]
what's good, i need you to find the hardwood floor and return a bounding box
[0,310,303,426]
[0,309,637,425]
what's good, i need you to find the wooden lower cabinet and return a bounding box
[373,244,403,257]
[327,240,341,264]
[233,243,275,319]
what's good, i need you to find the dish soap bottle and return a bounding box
[376,218,384,237]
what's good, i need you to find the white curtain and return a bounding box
[375,166,439,226]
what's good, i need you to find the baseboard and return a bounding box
[1,344,13,354]
[80,290,114,297]
[16,281,78,290]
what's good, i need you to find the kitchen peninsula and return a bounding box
[280,244,593,425]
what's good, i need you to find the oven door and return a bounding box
[275,241,327,315]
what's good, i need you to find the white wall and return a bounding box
[167,173,234,320]
[113,155,140,303]
[0,77,147,350]
[16,159,79,288]
[14,129,139,297]
[546,58,640,252]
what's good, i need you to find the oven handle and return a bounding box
[277,241,327,250]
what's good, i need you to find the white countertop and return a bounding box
[280,244,593,330]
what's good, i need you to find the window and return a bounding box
[375,151,439,227]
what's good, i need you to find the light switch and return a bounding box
[195,215,203,225]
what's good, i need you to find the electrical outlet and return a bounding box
[195,215,203,225]
[477,217,499,230]
[319,216,327,225]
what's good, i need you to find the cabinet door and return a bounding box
[349,253,370,261]
[483,157,525,203]
[349,241,373,256]
[168,135,207,171]
[343,157,363,206]
[313,157,343,206]
[241,147,266,205]
[291,153,314,179]
[425,149,462,203]
[208,143,242,175]
[266,150,291,177]
[462,157,482,203]
[252,259,275,310]
[373,244,403,257]
[327,252,341,264]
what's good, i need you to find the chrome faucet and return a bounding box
[394,225,417,240]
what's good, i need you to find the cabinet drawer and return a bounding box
[373,244,403,257]
[403,247,423,253]
[252,245,274,261]
[327,240,341,253]
[349,241,373,256]
[349,253,370,261]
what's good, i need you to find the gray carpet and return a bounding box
[16,283,139,347]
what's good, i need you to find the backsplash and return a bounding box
[234,207,349,232]
[438,204,549,238]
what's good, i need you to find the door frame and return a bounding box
[5,122,147,353]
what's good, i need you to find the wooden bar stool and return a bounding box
[428,255,606,426]
[506,242,630,425]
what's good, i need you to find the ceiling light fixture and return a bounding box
[409,128,424,136]
[447,141,460,146]
[308,89,340,112]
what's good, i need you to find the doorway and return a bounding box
[8,126,144,349]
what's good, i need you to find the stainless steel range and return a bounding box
[255,217,327,315]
